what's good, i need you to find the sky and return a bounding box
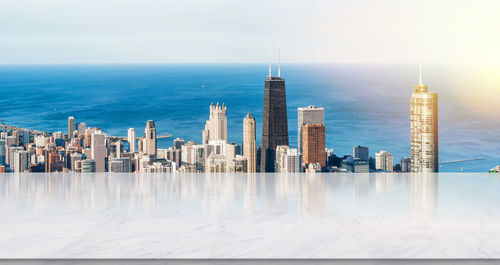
[1,0,500,64]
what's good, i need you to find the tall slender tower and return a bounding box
[67,116,75,139]
[91,132,106,172]
[261,50,288,172]
[243,113,256,172]
[410,66,438,172]
[202,103,227,144]
[145,120,157,156]
[128,128,136,153]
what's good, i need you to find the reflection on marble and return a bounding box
[0,173,500,259]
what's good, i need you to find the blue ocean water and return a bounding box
[0,64,498,172]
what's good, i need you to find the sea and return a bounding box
[0,63,499,172]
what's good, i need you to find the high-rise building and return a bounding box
[21,130,30,145]
[275,145,289,173]
[302,124,326,168]
[298,106,324,154]
[401,157,411,172]
[173,138,184,150]
[243,113,256,172]
[12,131,19,146]
[192,145,206,172]
[7,146,24,167]
[411,66,438,173]
[261,55,288,172]
[138,138,144,154]
[224,142,238,163]
[13,150,29,173]
[91,132,106,172]
[181,141,197,166]
[68,116,75,139]
[202,103,227,144]
[165,147,181,166]
[128,128,136,153]
[77,122,86,136]
[144,120,157,156]
[375,150,394,172]
[275,145,301,173]
[0,140,5,166]
[114,140,123,158]
[283,148,301,173]
[5,136,17,147]
[353,145,369,161]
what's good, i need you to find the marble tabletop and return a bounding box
[0,173,499,259]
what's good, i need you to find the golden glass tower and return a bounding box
[410,66,438,173]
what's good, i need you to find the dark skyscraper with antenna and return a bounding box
[261,51,289,172]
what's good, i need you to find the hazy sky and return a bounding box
[1,0,500,64]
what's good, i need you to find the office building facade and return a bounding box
[302,124,326,168]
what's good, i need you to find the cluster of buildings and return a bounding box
[0,63,440,174]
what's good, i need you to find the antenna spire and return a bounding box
[278,48,281,77]
[419,64,422,86]
[268,49,272,78]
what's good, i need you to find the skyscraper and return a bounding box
[12,131,19,146]
[243,113,256,172]
[375,150,394,172]
[261,52,288,172]
[13,150,29,173]
[202,103,227,144]
[173,138,184,150]
[21,130,29,145]
[353,145,369,161]
[77,122,86,136]
[145,120,157,156]
[0,140,5,166]
[298,106,324,154]
[411,66,438,173]
[401,157,411,172]
[68,116,75,139]
[91,132,106,172]
[128,128,136,153]
[302,124,326,168]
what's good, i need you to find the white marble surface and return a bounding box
[0,173,500,259]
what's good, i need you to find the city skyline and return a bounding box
[0,64,445,173]
[0,62,497,173]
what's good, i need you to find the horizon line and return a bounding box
[0,62,445,66]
